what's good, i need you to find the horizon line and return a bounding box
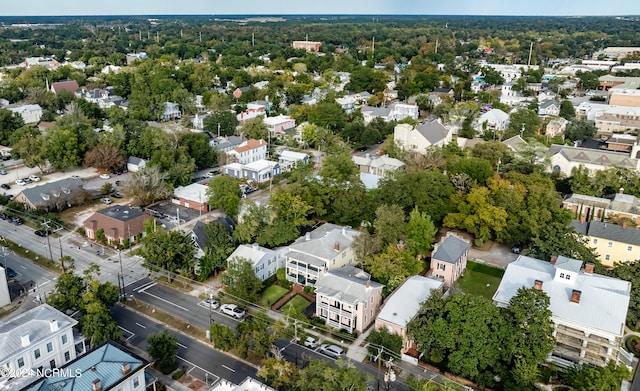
[0,13,638,18]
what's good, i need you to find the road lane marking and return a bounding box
[135,322,146,329]
[19,265,27,270]
[118,326,135,341]
[138,290,189,312]
[221,365,235,372]
[177,356,219,384]
[177,342,187,349]
[135,281,157,292]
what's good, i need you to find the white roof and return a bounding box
[493,256,630,337]
[228,244,277,267]
[0,304,77,363]
[479,109,508,122]
[173,183,208,203]
[244,159,278,171]
[8,104,42,114]
[279,150,308,161]
[377,276,444,328]
[360,173,381,189]
[263,115,294,126]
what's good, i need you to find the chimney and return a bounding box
[550,255,558,265]
[570,290,582,304]
[334,241,340,251]
[305,232,311,241]
[92,379,102,391]
[121,362,131,375]
[533,280,543,290]
[619,187,625,195]
[584,263,594,274]
[21,334,30,347]
[49,319,59,332]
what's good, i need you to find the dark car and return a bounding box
[511,245,523,254]
[1,155,10,161]
[10,217,23,225]
[112,191,124,198]
[0,213,8,220]
[1,184,10,190]
[5,267,17,279]
[35,230,51,237]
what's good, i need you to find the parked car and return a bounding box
[511,245,523,254]
[10,217,23,225]
[204,298,220,309]
[0,213,8,220]
[23,178,32,184]
[4,267,17,279]
[0,169,7,175]
[28,175,41,182]
[112,191,124,198]
[34,230,51,237]
[15,179,26,186]
[100,197,112,204]
[0,155,10,161]
[304,336,318,349]
[115,180,122,186]
[1,184,10,190]
[318,344,345,359]
[99,173,111,179]
[221,304,245,319]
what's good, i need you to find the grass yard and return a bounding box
[259,285,289,307]
[457,261,505,300]
[279,294,311,314]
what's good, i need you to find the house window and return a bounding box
[437,263,446,271]
[608,241,613,248]
[593,239,598,245]
[628,246,633,252]
[64,351,70,362]
[34,348,41,360]
[49,360,56,369]
[605,254,611,261]
[46,342,53,353]
[370,296,374,303]
[17,358,24,368]
[61,335,68,345]
[566,275,571,280]
[559,273,565,278]
[133,377,140,388]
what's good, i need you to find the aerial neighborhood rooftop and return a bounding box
[2,11,640,391]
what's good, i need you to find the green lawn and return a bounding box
[280,294,311,314]
[259,285,289,307]
[457,261,505,300]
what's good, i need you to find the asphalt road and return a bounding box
[0,218,149,288]
[129,278,239,329]
[112,304,258,386]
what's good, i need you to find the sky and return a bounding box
[2,0,640,17]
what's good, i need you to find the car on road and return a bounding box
[71,175,80,179]
[23,178,32,184]
[100,197,112,204]
[10,217,23,225]
[28,175,41,182]
[318,344,345,359]
[35,230,52,237]
[1,183,10,190]
[99,173,111,179]
[0,169,7,175]
[15,179,26,186]
[304,336,318,349]
[0,213,8,220]
[221,304,245,319]
[204,298,220,309]
[4,267,17,279]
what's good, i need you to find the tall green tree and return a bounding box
[206,175,242,217]
[559,100,576,120]
[295,359,370,391]
[563,362,630,391]
[373,204,407,245]
[405,207,437,258]
[139,226,196,282]
[223,257,263,303]
[444,186,508,243]
[198,222,236,280]
[147,331,178,373]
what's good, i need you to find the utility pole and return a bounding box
[42,220,55,269]
[527,41,534,66]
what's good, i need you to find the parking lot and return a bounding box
[145,202,203,228]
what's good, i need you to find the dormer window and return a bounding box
[566,275,571,280]
[559,273,565,278]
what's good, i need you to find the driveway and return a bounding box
[468,242,519,269]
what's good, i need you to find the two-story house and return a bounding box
[352,154,405,177]
[539,99,561,117]
[375,276,444,361]
[263,115,296,138]
[225,139,268,165]
[0,304,85,389]
[571,220,640,267]
[493,256,632,369]
[22,341,155,391]
[226,244,283,281]
[83,205,152,246]
[314,266,384,334]
[8,104,42,124]
[393,120,454,155]
[429,232,471,288]
[284,224,360,286]
[563,189,640,226]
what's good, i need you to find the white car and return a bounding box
[100,197,112,204]
[318,344,345,359]
[99,173,111,179]
[304,336,318,349]
[15,179,26,186]
[204,298,220,309]
[29,175,41,182]
[220,304,245,319]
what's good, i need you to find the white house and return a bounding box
[393,120,454,154]
[225,139,268,165]
[0,304,85,389]
[227,244,283,281]
[223,159,281,183]
[493,256,632,369]
[335,96,356,114]
[278,150,310,171]
[477,109,509,132]
[263,115,296,137]
[549,144,639,176]
[126,156,147,173]
[8,104,42,124]
[539,99,561,117]
[160,102,181,121]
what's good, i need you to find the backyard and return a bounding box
[280,294,311,314]
[456,261,505,300]
[259,285,289,307]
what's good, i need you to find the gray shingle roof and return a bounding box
[288,223,359,262]
[432,233,471,264]
[19,177,84,208]
[550,144,637,169]
[98,205,145,222]
[315,266,383,304]
[415,120,450,145]
[0,304,77,363]
[571,220,640,247]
